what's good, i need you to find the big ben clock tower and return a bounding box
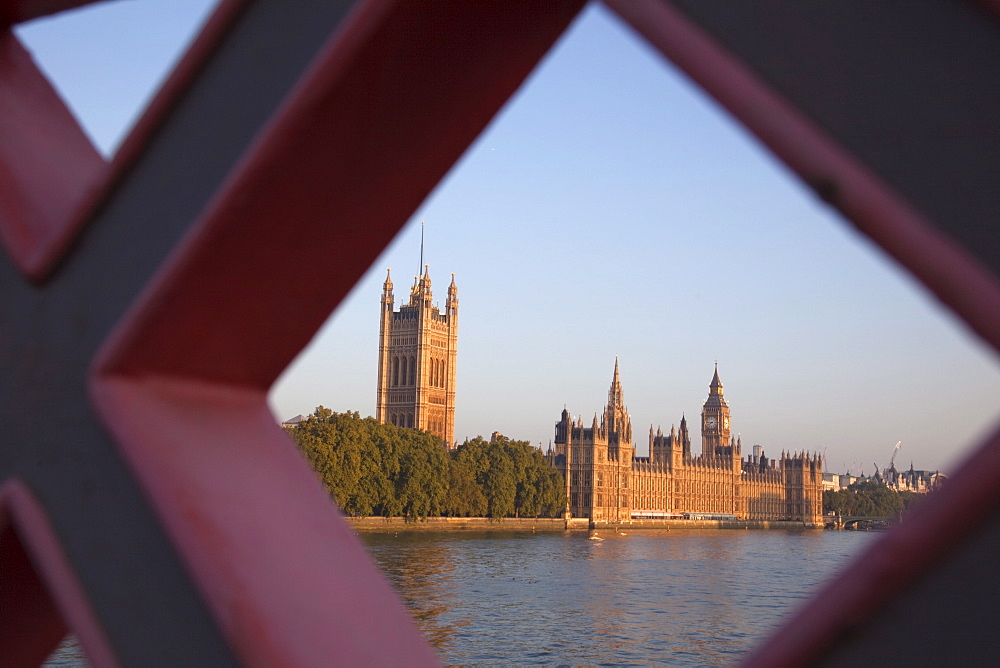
[701,364,732,458]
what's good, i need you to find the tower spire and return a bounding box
[418,220,425,278]
[609,356,624,408]
[710,362,723,395]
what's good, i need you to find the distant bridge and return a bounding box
[837,516,896,530]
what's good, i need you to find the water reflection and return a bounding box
[361,529,874,665]
[362,532,463,650]
[46,529,870,665]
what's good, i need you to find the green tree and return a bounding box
[483,450,516,518]
[291,412,567,520]
[823,489,849,517]
[443,457,487,516]
[823,480,920,519]
[396,430,450,519]
[293,407,360,504]
[453,435,565,519]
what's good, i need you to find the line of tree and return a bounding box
[823,479,925,518]
[289,407,566,520]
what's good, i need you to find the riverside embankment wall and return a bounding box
[345,517,821,532]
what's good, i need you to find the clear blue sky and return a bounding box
[18,1,1000,474]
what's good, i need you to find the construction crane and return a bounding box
[888,441,902,471]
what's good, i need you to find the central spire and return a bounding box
[604,357,631,448]
[609,356,623,408]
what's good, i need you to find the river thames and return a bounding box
[360,528,876,665]
[47,528,875,665]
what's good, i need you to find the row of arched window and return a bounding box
[387,413,445,434]
[389,413,414,428]
[391,356,416,387]
[390,355,449,388]
[429,358,448,388]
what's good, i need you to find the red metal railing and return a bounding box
[2,0,998,664]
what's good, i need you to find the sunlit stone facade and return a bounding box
[551,362,823,526]
[376,266,458,446]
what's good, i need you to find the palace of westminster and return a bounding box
[375,265,824,526]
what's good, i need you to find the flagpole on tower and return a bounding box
[419,220,425,276]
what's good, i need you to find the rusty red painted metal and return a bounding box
[91,2,584,661]
[1,0,998,664]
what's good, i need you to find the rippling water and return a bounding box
[47,528,873,665]
[43,635,88,667]
[360,528,876,665]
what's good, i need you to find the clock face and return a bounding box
[705,417,718,429]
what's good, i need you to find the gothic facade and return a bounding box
[376,266,458,446]
[551,361,824,526]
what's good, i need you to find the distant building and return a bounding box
[823,467,945,494]
[282,414,307,430]
[823,473,858,491]
[376,266,458,446]
[549,362,824,526]
[876,464,946,493]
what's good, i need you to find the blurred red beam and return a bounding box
[92,0,584,664]
[0,0,98,25]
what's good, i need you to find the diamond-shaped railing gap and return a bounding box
[14,0,219,157]
[268,3,1000,659]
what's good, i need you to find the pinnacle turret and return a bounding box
[419,264,431,294]
[381,268,395,309]
[709,362,723,395]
